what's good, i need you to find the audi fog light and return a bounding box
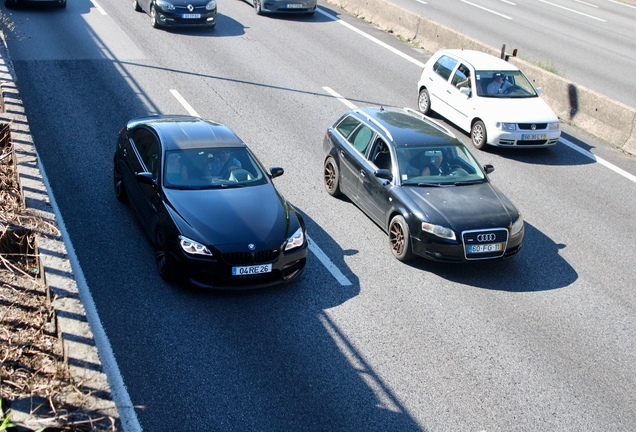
[156,0,174,9]
[206,0,216,10]
[422,222,456,240]
[496,122,517,131]
[548,122,559,130]
[285,227,305,252]
[509,216,524,239]
[179,235,212,256]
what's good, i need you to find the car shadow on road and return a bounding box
[404,221,577,292]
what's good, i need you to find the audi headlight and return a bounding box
[422,222,456,240]
[205,0,216,9]
[496,122,517,131]
[179,235,212,256]
[285,227,305,252]
[548,122,559,130]
[509,216,524,239]
[155,0,174,10]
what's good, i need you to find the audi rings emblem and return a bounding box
[248,243,255,250]
[531,124,537,130]
[187,4,194,11]
[477,233,496,242]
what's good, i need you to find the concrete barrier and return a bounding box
[325,0,636,156]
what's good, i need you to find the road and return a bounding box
[3,0,636,430]
[385,0,636,110]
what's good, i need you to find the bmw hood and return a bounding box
[402,182,520,232]
[164,183,299,250]
[476,96,558,123]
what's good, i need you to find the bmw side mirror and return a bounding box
[270,166,284,179]
[136,172,156,185]
[483,164,495,174]
[374,169,393,181]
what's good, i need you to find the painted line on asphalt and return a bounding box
[90,0,107,15]
[170,90,352,286]
[316,8,426,69]
[560,137,636,183]
[606,0,636,9]
[323,86,357,109]
[460,0,513,18]
[537,0,606,21]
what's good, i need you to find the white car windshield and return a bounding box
[475,70,538,98]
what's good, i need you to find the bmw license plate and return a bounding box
[468,243,503,253]
[286,3,303,7]
[521,134,546,140]
[232,263,272,276]
[182,13,201,18]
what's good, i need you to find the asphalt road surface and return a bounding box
[3,0,636,430]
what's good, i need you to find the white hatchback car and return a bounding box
[417,49,561,150]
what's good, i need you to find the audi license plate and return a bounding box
[182,13,201,18]
[521,134,546,140]
[232,263,272,276]
[468,243,503,253]
[286,3,303,7]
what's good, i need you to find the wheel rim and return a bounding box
[390,221,405,256]
[473,124,484,146]
[418,91,428,112]
[324,161,336,193]
[151,7,157,26]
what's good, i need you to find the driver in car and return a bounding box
[487,72,513,95]
[206,149,242,177]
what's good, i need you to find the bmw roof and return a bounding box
[127,115,245,151]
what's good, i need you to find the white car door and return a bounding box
[444,63,475,132]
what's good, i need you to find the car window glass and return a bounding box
[349,125,374,155]
[132,128,161,179]
[451,64,470,87]
[432,55,458,81]
[369,139,392,171]
[336,116,361,139]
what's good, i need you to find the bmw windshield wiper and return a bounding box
[220,183,246,188]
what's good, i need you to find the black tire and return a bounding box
[155,228,174,281]
[471,120,487,150]
[113,160,128,203]
[389,215,415,262]
[323,156,341,197]
[150,5,159,28]
[254,0,263,15]
[133,0,142,11]
[418,88,431,115]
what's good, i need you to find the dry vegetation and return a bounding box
[0,125,116,431]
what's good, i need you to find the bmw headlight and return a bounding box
[496,122,517,131]
[179,235,212,256]
[548,122,559,130]
[509,216,524,239]
[285,227,305,252]
[205,0,216,9]
[422,222,456,241]
[155,0,174,10]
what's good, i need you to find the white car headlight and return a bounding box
[285,227,305,252]
[496,122,517,131]
[422,222,456,240]
[509,216,524,239]
[206,0,216,10]
[548,122,559,130]
[156,0,174,10]
[179,235,212,256]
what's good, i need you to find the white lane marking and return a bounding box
[537,0,607,21]
[323,86,358,109]
[37,163,143,431]
[415,0,428,4]
[560,137,636,183]
[574,0,598,7]
[309,236,352,286]
[90,0,108,15]
[500,0,516,5]
[316,9,426,68]
[459,0,513,19]
[606,0,636,9]
[170,90,352,286]
[170,89,200,116]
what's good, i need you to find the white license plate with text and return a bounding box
[286,3,303,7]
[468,243,503,253]
[182,13,201,18]
[521,134,546,140]
[232,263,272,276]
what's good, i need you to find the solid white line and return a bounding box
[316,8,426,68]
[415,0,428,4]
[606,0,636,9]
[308,236,352,286]
[323,86,358,109]
[459,0,513,19]
[500,0,516,5]
[36,156,143,431]
[573,0,598,8]
[90,0,108,15]
[170,89,200,117]
[537,0,606,21]
[560,137,636,183]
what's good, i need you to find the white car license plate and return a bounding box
[468,243,503,253]
[232,263,272,276]
[521,134,546,140]
[286,3,303,7]
[182,13,201,18]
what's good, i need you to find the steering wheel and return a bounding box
[503,85,521,95]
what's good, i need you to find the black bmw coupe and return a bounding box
[323,106,524,262]
[114,115,307,289]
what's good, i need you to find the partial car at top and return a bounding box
[113,115,307,289]
[133,0,217,29]
[417,49,560,150]
[5,0,66,8]
[243,0,316,15]
[323,106,524,262]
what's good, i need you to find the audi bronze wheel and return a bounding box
[324,156,341,197]
[389,215,415,262]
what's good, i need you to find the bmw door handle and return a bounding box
[360,170,366,178]
[340,150,345,157]
[123,148,128,156]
